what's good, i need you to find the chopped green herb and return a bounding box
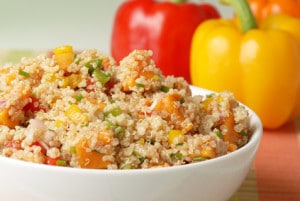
[85,59,103,69]
[75,58,82,65]
[115,126,125,138]
[104,107,122,117]
[75,94,83,101]
[73,54,77,60]
[133,151,139,156]
[146,139,155,145]
[133,151,146,163]
[120,163,132,169]
[239,131,248,136]
[193,157,205,162]
[18,70,30,77]
[105,120,114,129]
[215,129,223,138]
[56,159,67,166]
[179,98,185,104]
[111,107,122,116]
[170,153,183,160]
[206,94,214,98]
[176,142,184,146]
[80,123,89,127]
[94,69,111,85]
[70,146,76,154]
[139,157,146,163]
[85,59,103,75]
[160,85,170,93]
[136,83,145,88]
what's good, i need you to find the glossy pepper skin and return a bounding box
[111,0,220,83]
[248,0,300,22]
[190,0,300,129]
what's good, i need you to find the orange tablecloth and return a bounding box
[233,118,300,201]
[1,50,300,201]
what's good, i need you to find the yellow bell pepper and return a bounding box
[190,0,300,129]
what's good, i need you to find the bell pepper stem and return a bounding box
[170,0,187,3]
[220,0,257,33]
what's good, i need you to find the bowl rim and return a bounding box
[0,86,263,175]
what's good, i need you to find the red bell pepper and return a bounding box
[111,0,220,83]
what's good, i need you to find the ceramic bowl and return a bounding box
[0,86,263,201]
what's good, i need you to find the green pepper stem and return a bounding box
[220,0,257,33]
[170,0,187,3]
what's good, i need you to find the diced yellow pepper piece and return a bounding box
[6,73,16,85]
[65,104,88,124]
[168,129,184,145]
[53,45,73,54]
[61,74,82,89]
[45,73,56,82]
[53,45,74,71]
[202,94,223,112]
[0,68,9,74]
[55,119,65,128]
[139,138,145,145]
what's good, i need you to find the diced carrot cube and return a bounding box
[222,114,242,145]
[0,108,19,128]
[75,139,111,169]
[154,94,184,120]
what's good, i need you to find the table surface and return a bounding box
[1,50,300,201]
[232,118,300,201]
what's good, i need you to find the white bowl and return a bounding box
[0,86,262,201]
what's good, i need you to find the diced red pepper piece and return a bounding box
[86,78,95,92]
[30,141,47,155]
[23,96,45,112]
[46,157,59,166]
[45,157,66,166]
